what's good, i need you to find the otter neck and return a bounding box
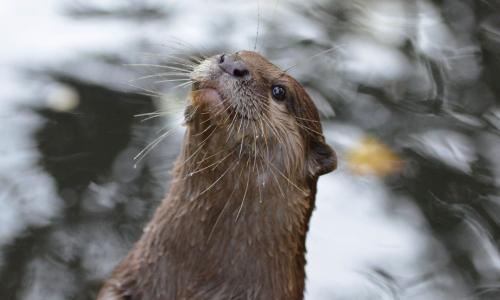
[144,125,316,299]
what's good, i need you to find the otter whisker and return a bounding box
[136,52,199,67]
[206,194,231,243]
[137,110,185,122]
[270,124,288,150]
[254,0,260,51]
[255,113,270,159]
[265,159,286,199]
[133,126,179,167]
[163,54,201,65]
[284,44,344,73]
[158,60,197,70]
[173,81,195,89]
[237,119,251,158]
[181,105,198,119]
[135,111,164,117]
[125,63,193,73]
[265,159,306,194]
[238,141,245,158]
[177,140,208,171]
[251,124,259,171]
[159,38,208,62]
[177,126,218,169]
[220,109,234,127]
[192,122,215,137]
[134,102,191,123]
[131,72,191,82]
[243,115,252,131]
[134,108,185,120]
[260,115,292,174]
[214,98,234,121]
[198,113,216,126]
[295,121,323,136]
[294,116,321,123]
[161,60,198,72]
[209,151,235,171]
[187,147,211,178]
[164,50,204,64]
[130,90,161,98]
[166,54,204,68]
[258,111,275,142]
[183,151,232,179]
[155,78,193,84]
[256,160,265,204]
[187,146,229,174]
[215,97,238,124]
[157,62,195,71]
[217,112,234,130]
[198,162,237,197]
[235,158,252,222]
[139,114,165,122]
[225,109,242,144]
[236,115,245,136]
[206,165,242,243]
[137,105,188,118]
[158,64,195,73]
[126,83,163,98]
[260,108,286,147]
[198,96,231,127]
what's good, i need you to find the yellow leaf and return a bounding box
[346,137,402,176]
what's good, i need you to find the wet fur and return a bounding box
[97,51,336,300]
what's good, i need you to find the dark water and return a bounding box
[1,1,500,299]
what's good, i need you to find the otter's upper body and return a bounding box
[97,51,336,300]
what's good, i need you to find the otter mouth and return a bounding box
[191,81,224,107]
[191,81,256,121]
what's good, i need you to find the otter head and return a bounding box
[188,51,336,181]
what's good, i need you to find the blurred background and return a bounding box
[1,0,500,299]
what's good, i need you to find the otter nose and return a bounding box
[218,54,249,78]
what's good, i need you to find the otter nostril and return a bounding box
[219,54,249,78]
[233,68,249,77]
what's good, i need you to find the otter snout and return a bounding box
[218,54,249,78]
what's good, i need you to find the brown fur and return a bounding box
[97,51,336,300]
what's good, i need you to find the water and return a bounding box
[1,0,499,299]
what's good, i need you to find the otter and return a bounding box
[97,51,336,300]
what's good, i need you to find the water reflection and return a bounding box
[0,0,499,299]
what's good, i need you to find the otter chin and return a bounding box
[191,88,223,107]
[97,51,337,300]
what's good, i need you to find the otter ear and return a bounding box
[308,139,337,176]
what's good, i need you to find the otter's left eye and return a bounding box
[271,85,286,101]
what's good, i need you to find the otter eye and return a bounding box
[271,85,286,101]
